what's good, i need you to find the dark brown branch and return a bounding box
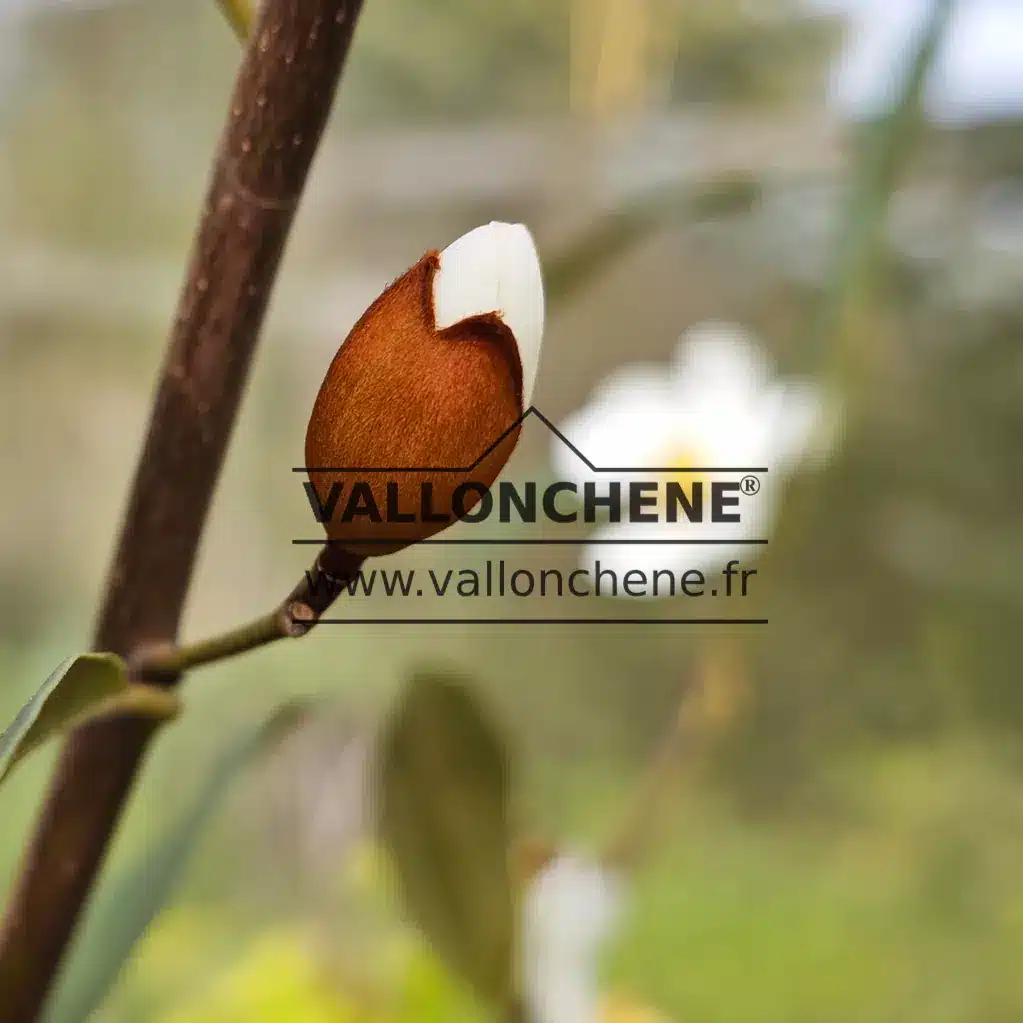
[0,2,365,1017]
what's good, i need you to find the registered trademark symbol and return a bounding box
[740,474,761,496]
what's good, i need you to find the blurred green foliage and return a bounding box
[377,672,515,1011]
[45,704,310,1023]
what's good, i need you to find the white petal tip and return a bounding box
[433,221,545,405]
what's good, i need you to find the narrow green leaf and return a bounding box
[62,685,181,735]
[216,0,255,41]
[806,0,956,370]
[0,654,177,785]
[377,670,515,1007]
[44,702,311,1023]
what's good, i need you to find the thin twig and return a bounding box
[0,3,365,1018]
[601,641,743,871]
[600,683,701,871]
[129,547,365,681]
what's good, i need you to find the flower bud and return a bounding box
[305,222,544,556]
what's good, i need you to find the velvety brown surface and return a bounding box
[305,253,524,555]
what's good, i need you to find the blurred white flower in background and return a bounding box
[522,854,624,1023]
[552,322,834,586]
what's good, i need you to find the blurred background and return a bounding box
[1,0,1022,1019]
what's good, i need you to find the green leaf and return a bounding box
[0,654,179,786]
[377,670,515,1007]
[44,702,311,1023]
[216,0,255,41]
[805,0,956,375]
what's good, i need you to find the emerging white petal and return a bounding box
[433,221,545,407]
[522,855,624,1023]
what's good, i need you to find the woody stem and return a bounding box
[130,547,366,681]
